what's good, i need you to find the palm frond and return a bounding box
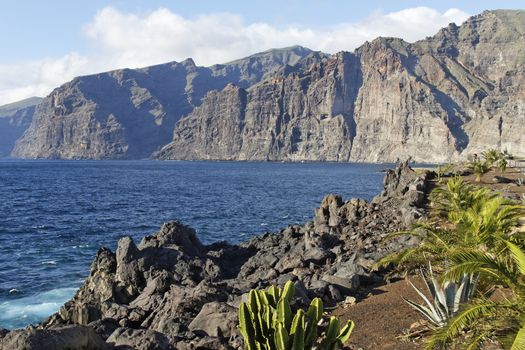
[511,322,525,350]
[426,300,503,349]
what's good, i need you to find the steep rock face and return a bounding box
[159,10,525,162]
[12,47,319,159]
[349,38,462,162]
[10,10,525,161]
[158,52,359,161]
[0,97,41,157]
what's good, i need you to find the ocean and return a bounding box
[0,160,388,329]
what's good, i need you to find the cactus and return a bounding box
[238,281,355,350]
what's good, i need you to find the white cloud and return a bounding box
[0,6,470,105]
[0,53,92,105]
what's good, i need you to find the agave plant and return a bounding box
[427,241,525,349]
[404,264,478,328]
[238,281,354,350]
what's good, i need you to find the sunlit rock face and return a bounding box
[13,11,525,162]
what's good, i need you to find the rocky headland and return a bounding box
[0,161,432,349]
[6,10,525,162]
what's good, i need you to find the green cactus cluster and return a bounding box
[238,281,355,350]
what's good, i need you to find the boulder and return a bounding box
[189,302,238,338]
[0,325,109,350]
[106,327,170,350]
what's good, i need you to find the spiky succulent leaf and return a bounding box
[275,323,289,350]
[276,299,292,331]
[249,290,260,314]
[325,316,341,342]
[307,298,323,322]
[239,303,258,349]
[259,290,270,309]
[337,320,355,344]
[268,285,281,306]
[281,281,295,303]
[291,311,305,350]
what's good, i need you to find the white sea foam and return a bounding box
[41,260,57,265]
[0,287,77,329]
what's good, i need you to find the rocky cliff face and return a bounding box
[159,10,525,162]
[156,52,357,161]
[11,10,525,162]
[12,47,320,159]
[0,97,41,157]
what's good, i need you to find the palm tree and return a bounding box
[429,177,493,220]
[470,160,490,182]
[482,149,503,167]
[426,241,525,349]
[376,179,525,272]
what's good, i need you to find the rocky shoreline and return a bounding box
[0,161,432,350]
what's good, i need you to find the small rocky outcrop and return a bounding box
[0,162,431,349]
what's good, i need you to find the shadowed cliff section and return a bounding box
[0,97,42,157]
[11,10,525,162]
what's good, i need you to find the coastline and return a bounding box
[0,161,433,349]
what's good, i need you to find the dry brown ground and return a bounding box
[333,277,428,350]
[461,166,525,198]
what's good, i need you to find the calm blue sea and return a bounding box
[0,160,387,329]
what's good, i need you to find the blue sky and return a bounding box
[0,1,523,104]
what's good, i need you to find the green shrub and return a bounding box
[238,281,354,350]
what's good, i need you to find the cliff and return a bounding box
[0,97,41,157]
[11,10,525,162]
[12,47,320,159]
[158,10,525,162]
